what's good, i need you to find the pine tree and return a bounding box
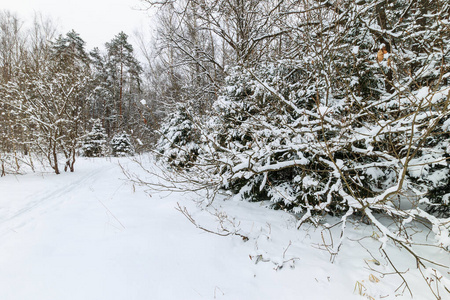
[105,32,142,133]
[89,47,114,136]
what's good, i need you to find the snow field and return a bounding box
[0,157,447,299]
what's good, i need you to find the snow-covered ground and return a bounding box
[0,157,448,300]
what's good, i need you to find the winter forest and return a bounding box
[0,0,449,299]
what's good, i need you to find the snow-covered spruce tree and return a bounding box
[155,104,201,168]
[81,119,108,157]
[111,132,135,157]
[205,63,343,213]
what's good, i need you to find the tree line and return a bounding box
[0,11,155,174]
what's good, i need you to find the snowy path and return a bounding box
[0,164,112,234]
[0,158,444,300]
[0,158,306,300]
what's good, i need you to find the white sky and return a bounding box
[1,0,153,51]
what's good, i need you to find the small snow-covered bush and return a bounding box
[81,119,108,157]
[111,132,135,157]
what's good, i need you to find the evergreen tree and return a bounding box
[81,119,108,157]
[89,47,114,135]
[111,132,135,157]
[105,32,142,133]
[156,104,200,168]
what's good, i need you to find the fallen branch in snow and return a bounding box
[382,249,413,297]
[175,202,249,241]
[97,198,126,230]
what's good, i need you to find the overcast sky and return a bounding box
[2,0,153,51]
